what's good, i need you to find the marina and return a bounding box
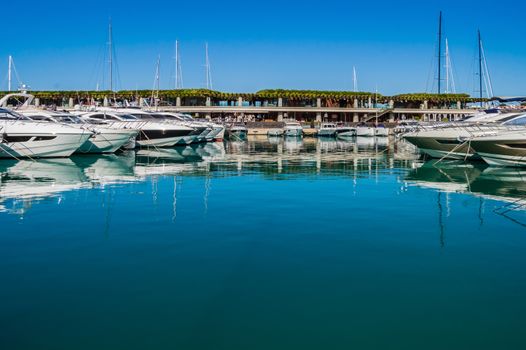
[2,2,526,349]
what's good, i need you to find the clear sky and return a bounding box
[1,0,525,96]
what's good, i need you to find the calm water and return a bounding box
[1,137,526,350]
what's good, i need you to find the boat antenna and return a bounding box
[437,11,443,95]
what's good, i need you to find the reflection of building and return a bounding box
[0,139,420,215]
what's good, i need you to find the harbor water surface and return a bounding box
[1,137,526,349]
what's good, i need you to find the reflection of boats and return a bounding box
[71,153,137,184]
[356,136,376,149]
[405,160,485,193]
[0,158,89,214]
[470,167,526,204]
[268,129,284,137]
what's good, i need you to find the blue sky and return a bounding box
[1,0,525,95]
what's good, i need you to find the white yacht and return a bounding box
[268,128,284,137]
[375,124,389,137]
[318,123,337,137]
[403,111,526,160]
[18,110,138,154]
[153,112,218,144]
[0,108,92,158]
[79,110,194,148]
[284,121,303,137]
[355,123,375,137]
[470,116,526,167]
[227,124,248,140]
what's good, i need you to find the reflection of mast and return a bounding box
[437,192,445,248]
[172,176,182,222]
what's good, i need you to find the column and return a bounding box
[353,113,359,123]
[176,97,181,107]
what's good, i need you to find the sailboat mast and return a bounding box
[437,11,442,95]
[109,20,113,92]
[7,55,12,92]
[478,30,483,107]
[175,41,179,89]
[445,39,449,94]
[205,42,211,89]
[353,66,357,92]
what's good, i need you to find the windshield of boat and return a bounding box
[52,115,83,124]
[502,114,526,126]
[115,114,138,120]
[0,108,31,120]
[129,113,157,120]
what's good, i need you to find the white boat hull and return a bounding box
[356,127,375,137]
[0,133,92,158]
[77,130,138,154]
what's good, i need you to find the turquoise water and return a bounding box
[1,138,526,349]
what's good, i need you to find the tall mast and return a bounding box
[478,30,484,104]
[353,66,357,92]
[175,41,178,89]
[445,39,449,94]
[153,55,161,109]
[205,42,212,90]
[437,11,442,95]
[108,19,113,92]
[7,55,12,92]
[175,40,183,89]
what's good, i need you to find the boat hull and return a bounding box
[0,133,92,158]
[356,127,375,137]
[404,136,477,160]
[471,137,526,167]
[77,130,138,154]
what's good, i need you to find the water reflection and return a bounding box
[406,160,526,206]
[15,137,526,218]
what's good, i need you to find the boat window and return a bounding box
[496,114,524,123]
[27,115,52,121]
[89,114,107,120]
[503,115,526,126]
[130,113,156,120]
[0,108,30,120]
[117,114,138,120]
